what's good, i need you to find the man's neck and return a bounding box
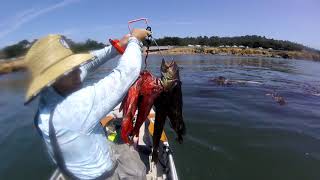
[53,85,71,97]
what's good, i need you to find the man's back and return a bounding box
[37,87,115,179]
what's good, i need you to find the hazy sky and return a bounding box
[0,0,319,49]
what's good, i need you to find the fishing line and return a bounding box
[127,18,173,69]
[151,37,166,60]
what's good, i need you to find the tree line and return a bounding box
[1,35,319,59]
[0,37,105,59]
[154,35,318,52]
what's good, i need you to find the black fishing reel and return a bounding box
[145,26,152,46]
[127,18,167,68]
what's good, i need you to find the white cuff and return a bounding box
[128,37,143,49]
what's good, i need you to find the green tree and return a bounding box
[3,40,31,58]
[154,35,318,52]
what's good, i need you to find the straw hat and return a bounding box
[24,34,93,104]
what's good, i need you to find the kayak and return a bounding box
[49,107,179,180]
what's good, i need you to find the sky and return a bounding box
[0,0,319,49]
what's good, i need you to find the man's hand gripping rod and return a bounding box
[110,18,166,60]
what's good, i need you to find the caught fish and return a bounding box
[119,77,143,143]
[120,71,163,144]
[132,71,163,136]
[152,59,186,162]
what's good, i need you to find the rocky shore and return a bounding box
[0,57,26,75]
[152,47,320,61]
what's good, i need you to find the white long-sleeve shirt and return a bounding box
[36,37,142,179]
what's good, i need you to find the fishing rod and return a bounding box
[109,18,167,68]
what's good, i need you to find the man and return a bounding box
[24,29,151,179]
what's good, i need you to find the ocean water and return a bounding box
[1,55,320,180]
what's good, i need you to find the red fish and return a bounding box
[119,77,143,144]
[132,71,163,136]
[120,70,163,143]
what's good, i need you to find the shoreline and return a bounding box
[0,57,26,75]
[148,47,320,61]
[1,47,320,75]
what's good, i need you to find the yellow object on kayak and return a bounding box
[108,133,117,142]
[148,121,168,142]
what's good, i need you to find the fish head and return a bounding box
[160,59,180,92]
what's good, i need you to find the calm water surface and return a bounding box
[1,55,320,180]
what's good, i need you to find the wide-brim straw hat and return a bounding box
[24,34,93,104]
